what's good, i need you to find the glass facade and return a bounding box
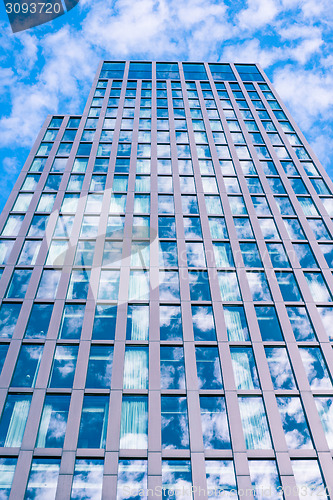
[0,60,333,497]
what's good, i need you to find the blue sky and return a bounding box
[0,0,332,211]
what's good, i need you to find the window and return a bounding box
[266,243,290,268]
[249,461,283,500]
[196,346,223,389]
[213,242,234,267]
[1,215,24,237]
[161,396,189,449]
[160,305,182,340]
[92,304,117,340]
[0,394,31,447]
[292,460,328,499]
[238,397,272,449]
[49,346,78,388]
[189,271,211,301]
[247,271,272,301]
[159,241,178,267]
[315,397,333,448]
[186,242,206,267]
[0,303,21,338]
[158,216,176,238]
[277,397,313,449]
[98,270,120,300]
[223,305,249,341]
[265,348,296,389]
[162,460,193,498]
[233,217,253,238]
[86,346,113,388]
[192,305,216,341]
[46,240,68,266]
[123,347,148,389]
[255,306,283,341]
[160,346,185,389]
[304,273,332,302]
[126,305,149,340]
[58,304,85,339]
[129,270,149,301]
[286,306,316,341]
[11,345,43,387]
[6,269,32,298]
[120,396,148,449]
[36,270,61,299]
[25,459,60,500]
[67,269,90,299]
[36,395,70,448]
[77,396,109,448]
[159,271,180,301]
[240,242,262,267]
[0,240,14,265]
[209,217,228,239]
[71,459,104,500]
[258,218,280,239]
[218,271,241,301]
[0,458,16,497]
[317,307,333,340]
[206,460,237,497]
[230,347,260,389]
[116,460,147,500]
[299,347,332,389]
[200,396,231,449]
[276,272,302,301]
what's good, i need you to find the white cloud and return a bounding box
[237,0,279,30]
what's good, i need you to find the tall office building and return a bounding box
[1,60,333,499]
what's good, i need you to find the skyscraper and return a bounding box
[0,60,333,498]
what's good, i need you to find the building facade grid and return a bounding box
[0,60,332,498]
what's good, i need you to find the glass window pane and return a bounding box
[292,460,328,500]
[299,347,333,389]
[159,271,179,301]
[11,345,43,387]
[276,272,302,301]
[49,346,78,388]
[162,460,193,499]
[304,273,332,302]
[218,272,241,301]
[25,459,60,500]
[59,304,85,339]
[120,396,148,449]
[0,394,31,447]
[277,397,313,449]
[200,397,231,449]
[0,458,17,498]
[98,270,120,300]
[196,346,223,389]
[160,305,182,341]
[86,346,113,388]
[247,272,272,301]
[71,459,103,500]
[265,347,296,389]
[192,305,216,341]
[161,396,189,449]
[160,346,185,389]
[223,305,250,341]
[77,396,109,448]
[286,306,316,341]
[6,269,32,298]
[36,395,70,448]
[315,397,333,448]
[123,347,148,389]
[238,397,272,449]
[206,460,237,498]
[36,270,61,299]
[230,347,260,389]
[255,306,283,341]
[116,460,147,500]
[17,240,41,265]
[0,303,21,338]
[25,303,53,339]
[249,461,283,500]
[126,305,149,341]
[92,304,117,340]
